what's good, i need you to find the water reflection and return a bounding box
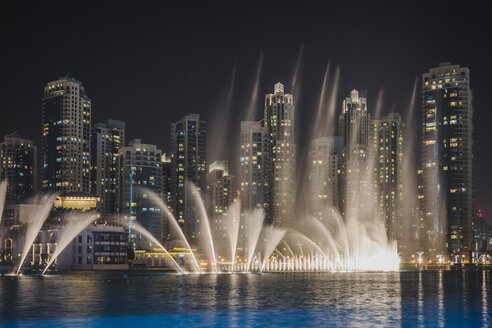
[0,271,490,327]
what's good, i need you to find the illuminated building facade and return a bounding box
[170,114,207,241]
[371,113,404,242]
[90,119,125,215]
[264,82,296,228]
[41,76,91,193]
[240,121,269,212]
[161,153,173,240]
[308,137,343,220]
[118,139,162,240]
[422,63,473,257]
[0,133,37,204]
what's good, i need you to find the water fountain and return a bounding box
[16,193,58,274]
[42,212,98,275]
[0,180,7,226]
[124,220,184,273]
[190,183,218,272]
[144,189,201,273]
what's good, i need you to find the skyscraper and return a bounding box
[205,161,235,247]
[161,153,173,241]
[41,77,91,193]
[118,139,162,240]
[264,82,296,228]
[422,63,473,258]
[0,133,37,204]
[371,113,404,242]
[90,119,125,215]
[170,114,207,241]
[239,121,269,212]
[338,89,370,212]
[308,137,343,221]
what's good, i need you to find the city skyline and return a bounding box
[1,1,491,221]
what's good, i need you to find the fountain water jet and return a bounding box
[42,212,97,275]
[144,188,201,273]
[245,208,265,271]
[16,193,58,275]
[0,180,7,226]
[224,201,240,270]
[259,226,286,273]
[190,183,218,272]
[124,220,184,273]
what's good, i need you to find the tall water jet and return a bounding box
[190,183,218,272]
[324,65,340,137]
[144,188,201,273]
[208,59,237,162]
[373,87,385,120]
[313,62,331,136]
[245,208,265,271]
[16,193,58,274]
[290,44,304,106]
[245,51,263,121]
[0,180,6,226]
[259,226,286,273]
[42,212,97,275]
[124,220,184,273]
[224,201,240,269]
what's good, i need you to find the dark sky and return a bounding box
[1,1,490,218]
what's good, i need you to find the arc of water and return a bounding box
[126,220,184,274]
[0,180,7,226]
[260,227,286,273]
[245,208,265,272]
[309,217,343,267]
[16,193,58,275]
[42,212,97,275]
[190,183,218,273]
[144,189,201,273]
[225,202,240,271]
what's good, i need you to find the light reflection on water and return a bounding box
[0,271,490,327]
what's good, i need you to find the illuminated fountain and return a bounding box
[0,180,7,226]
[42,212,98,275]
[16,193,58,274]
[124,220,184,273]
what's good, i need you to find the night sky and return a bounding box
[1,1,490,219]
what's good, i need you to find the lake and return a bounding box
[0,270,490,327]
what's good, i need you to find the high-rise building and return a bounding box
[90,119,125,215]
[371,113,404,242]
[205,161,234,247]
[118,139,162,240]
[170,114,207,241]
[0,133,37,204]
[422,63,473,258]
[338,89,370,212]
[161,153,173,240]
[239,121,269,212]
[416,168,425,243]
[308,137,343,221]
[264,82,296,228]
[41,76,91,193]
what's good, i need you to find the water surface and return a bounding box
[0,270,490,327]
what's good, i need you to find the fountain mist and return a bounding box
[0,180,6,226]
[125,220,184,273]
[16,193,58,274]
[190,183,218,272]
[144,189,201,273]
[42,212,97,275]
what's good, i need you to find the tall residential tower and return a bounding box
[264,82,296,228]
[422,63,473,258]
[41,77,91,193]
